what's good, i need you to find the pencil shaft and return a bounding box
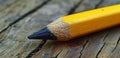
[28,4,120,41]
[62,4,120,38]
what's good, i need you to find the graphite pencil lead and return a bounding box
[28,27,57,40]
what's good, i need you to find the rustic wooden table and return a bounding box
[0,0,120,58]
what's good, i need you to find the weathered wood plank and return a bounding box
[0,0,49,32]
[96,27,120,58]
[1,0,120,58]
[108,38,120,58]
[0,0,50,58]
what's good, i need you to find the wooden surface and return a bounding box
[0,0,120,58]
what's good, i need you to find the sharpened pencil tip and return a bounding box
[28,27,57,40]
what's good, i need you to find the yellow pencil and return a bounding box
[28,4,120,41]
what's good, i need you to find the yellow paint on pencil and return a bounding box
[62,4,120,38]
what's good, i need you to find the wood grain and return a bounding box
[0,0,82,58]
[0,0,49,32]
[0,0,120,58]
[31,0,120,58]
[0,0,50,58]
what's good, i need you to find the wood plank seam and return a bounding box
[95,32,109,58]
[54,50,63,58]
[112,37,120,52]
[94,0,104,8]
[26,40,46,58]
[102,32,109,41]
[95,31,109,58]
[68,0,84,14]
[0,0,51,34]
[96,43,105,58]
[79,39,89,58]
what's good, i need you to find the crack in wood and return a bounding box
[54,49,63,58]
[95,0,104,8]
[0,0,51,34]
[102,32,109,41]
[26,40,46,58]
[79,39,89,58]
[68,0,84,14]
[112,37,120,52]
[63,50,70,58]
[94,30,109,58]
[95,43,105,58]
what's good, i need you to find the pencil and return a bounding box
[28,4,120,41]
